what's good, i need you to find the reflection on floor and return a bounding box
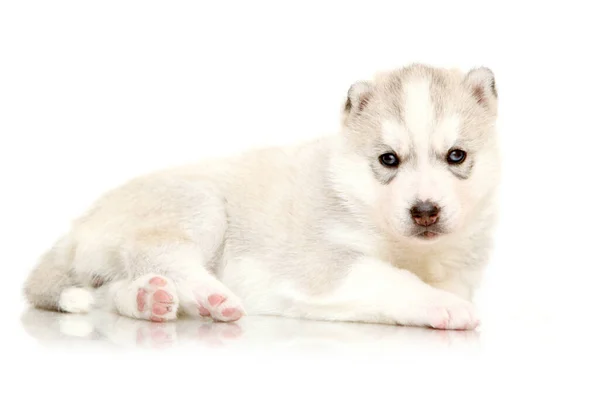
[21,308,481,352]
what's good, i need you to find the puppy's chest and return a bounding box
[378,243,462,284]
[326,225,463,283]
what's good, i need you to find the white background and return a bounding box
[1,1,599,399]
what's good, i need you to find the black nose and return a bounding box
[410,201,440,226]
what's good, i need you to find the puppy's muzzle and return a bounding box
[410,201,440,227]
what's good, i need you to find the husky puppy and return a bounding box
[24,64,500,330]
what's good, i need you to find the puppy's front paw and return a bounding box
[424,293,480,330]
[400,291,479,330]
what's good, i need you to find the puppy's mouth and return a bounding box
[419,231,439,239]
[412,228,444,240]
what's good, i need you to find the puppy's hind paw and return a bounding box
[193,286,245,322]
[132,275,179,322]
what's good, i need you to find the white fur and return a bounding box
[24,64,499,330]
[297,256,479,329]
[59,288,94,313]
[381,119,409,152]
[329,136,381,207]
[432,114,461,153]
[403,79,435,155]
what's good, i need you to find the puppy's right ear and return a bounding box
[464,67,497,111]
[343,81,373,115]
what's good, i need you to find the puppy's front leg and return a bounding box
[301,257,480,330]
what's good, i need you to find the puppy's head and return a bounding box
[336,64,500,242]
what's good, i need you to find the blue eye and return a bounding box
[447,149,467,164]
[379,153,400,167]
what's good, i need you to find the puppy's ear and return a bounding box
[464,67,497,110]
[344,81,373,115]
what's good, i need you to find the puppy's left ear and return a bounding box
[344,81,373,115]
[464,67,497,111]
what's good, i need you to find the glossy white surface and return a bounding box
[11,303,599,398]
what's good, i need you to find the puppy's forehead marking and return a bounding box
[381,119,408,151]
[432,114,461,152]
[402,79,434,156]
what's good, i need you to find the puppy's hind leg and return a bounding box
[103,241,245,323]
[102,204,244,323]
[100,236,197,322]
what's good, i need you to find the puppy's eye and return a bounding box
[379,153,400,167]
[447,149,467,165]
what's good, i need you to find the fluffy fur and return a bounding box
[23,64,500,330]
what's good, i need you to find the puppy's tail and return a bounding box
[23,236,94,313]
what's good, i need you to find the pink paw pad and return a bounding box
[149,276,167,286]
[152,303,171,315]
[208,294,226,306]
[198,305,211,317]
[137,289,147,312]
[221,308,243,321]
[153,289,173,303]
